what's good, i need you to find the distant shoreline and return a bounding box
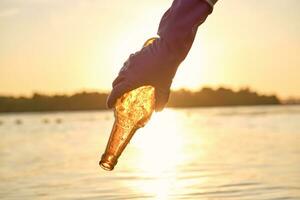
[0,87,283,113]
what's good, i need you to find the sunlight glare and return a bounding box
[131,109,187,199]
[133,109,186,172]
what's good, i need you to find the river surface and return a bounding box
[0,105,299,200]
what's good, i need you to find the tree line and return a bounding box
[0,87,280,113]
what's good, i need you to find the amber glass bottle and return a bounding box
[99,38,156,171]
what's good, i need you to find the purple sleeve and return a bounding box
[124,0,213,82]
[157,0,213,61]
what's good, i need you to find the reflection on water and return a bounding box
[0,106,300,199]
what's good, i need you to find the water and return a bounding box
[0,105,299,200]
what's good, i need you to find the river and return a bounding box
[0,105,299,199]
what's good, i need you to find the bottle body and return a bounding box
[100,86,155,171]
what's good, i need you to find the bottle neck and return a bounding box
[99,120,138,171]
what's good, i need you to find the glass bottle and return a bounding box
[99,38,156,171]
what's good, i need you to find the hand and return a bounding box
[107,38,177,112]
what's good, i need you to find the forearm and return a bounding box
[157,0,213,62]
[128,0,213,69]
[123,0,215,86]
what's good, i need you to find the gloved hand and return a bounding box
[107,37,178,111]
[107,0,214,111]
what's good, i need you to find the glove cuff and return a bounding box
[204,0,218,7]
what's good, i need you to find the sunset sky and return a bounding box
[0,0,299,99]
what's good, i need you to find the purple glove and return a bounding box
[107,0,213,111]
